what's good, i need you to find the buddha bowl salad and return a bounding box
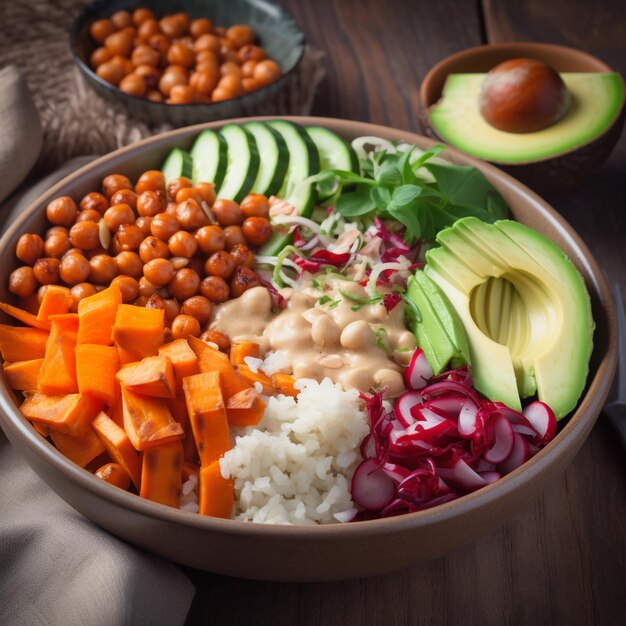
[1,120,594,524]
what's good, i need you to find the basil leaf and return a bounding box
[376,159,402,188]
[370,185,391,211]
[411,145,445,169]
[392,184,422,207]
[398,147,418,185]
[314,170,340,197]
[387,202,422,241]
[336,186,377,217]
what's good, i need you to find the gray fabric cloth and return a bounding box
[0,85,195,625]
[0,430,195,626]
[0,66,43,204]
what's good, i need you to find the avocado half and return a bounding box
[426,72,625,193]
[424,217,594,419]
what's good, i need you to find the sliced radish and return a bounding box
[523,401,557,444]
[483,414,515,463]
[382,463,412,484]
[499,432,529,474]
[425,394,467,418]
[404,348,433,390]
[479,471,501,484]
[421,380,481,406]
[351,459,396,511]
[360,433,376,459]
[394,390,423,427]
[436,457,487,491]
[458,398,480,437]
[476,458,496,472]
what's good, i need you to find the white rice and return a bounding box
[260,349,291,375]
[180,473,199,514]
[219,378,368,525]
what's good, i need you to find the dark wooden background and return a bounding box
[185,1,626,624]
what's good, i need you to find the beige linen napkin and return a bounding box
[0,73,195,626]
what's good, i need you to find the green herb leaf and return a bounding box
[387,202,422,242]
[318,295,331,305]
[375,159,402,188]
[375,327,390,352]
[336,186,377,217]
[391,184,422,207]
[338,288,382,305]
[398,147,418,185]
[402,294,422,324]
[370,185,391,211]
[411,145,445,170]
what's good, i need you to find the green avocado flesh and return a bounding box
[406,270,471,375]
[428,72,625,164]
[424,217,594,418]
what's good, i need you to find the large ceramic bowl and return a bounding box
[0,117,616,581]
[70,0,305,126]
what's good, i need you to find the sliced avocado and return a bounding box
[428,72,625,164]
[425,217,594,418]
[406,270,471,375]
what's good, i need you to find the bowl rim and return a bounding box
[68,0,306,110]
[0,115,617,540]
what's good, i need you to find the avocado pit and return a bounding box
[479,58,571,133]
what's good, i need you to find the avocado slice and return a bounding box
[425,217,594,418]
[405,270,471,375]
[428,72,625,164]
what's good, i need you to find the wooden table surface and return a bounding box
[185,1,626,624]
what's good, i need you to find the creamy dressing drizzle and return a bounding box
[210,279,417,397]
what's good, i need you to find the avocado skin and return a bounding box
[406,270,471,375]
[424,217,594,419]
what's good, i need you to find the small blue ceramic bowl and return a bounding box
[70,0,305,126]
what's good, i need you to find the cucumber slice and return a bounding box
[162,148,193,183]
[190,129,228,189]
[305,125,359,173]
[260,120,320,256]
[217,124,260,203]
[244,121,289,196]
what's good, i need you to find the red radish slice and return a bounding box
[483,414,515,463]
[437,457,487,491]
[511,423,537,437]
[479,471,501,484]
[421,380,482,406]
[499,432,529,474]
[382,463,412,484]
[523,401,557,444]
[476,458,496,472]
[360,433,376,459]
[351,459,396,510]
[405,349,433,390]
[425,394,467,418]
[394,390,423,427]
[458,398,479,437]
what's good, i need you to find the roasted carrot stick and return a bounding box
[21,392,102,435]
[140,440,183,508]
[166,394,198,464]
[77,284,122,345]
[38,319,78,395]
[271,373,299,398]
[112,304,164,359]
[0,301,50,330]
[158,339,199,392]
[3,358,44,391]
[199,461,234,518]
[49,427,106,468]
[116,355,176,398]
[236,364,274,395]
[37,285,72,322]
[229,340,261,366]
[0,325,49,362]
[76,343,119,406]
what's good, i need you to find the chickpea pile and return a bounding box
[9,170,274,344]
[88,7,283,104]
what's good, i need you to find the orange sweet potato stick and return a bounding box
[49,427,106,468]
[37,285,73,322]
[0,301,50,330]
[199,460,234,518]
[0,325,49,362]
[140,440,183,508]
[77,284,122,345]
[76,343,120,406]
[229,340,261,366]
[3,358,44,391]
[38,319,78,395]
[112,304,164,359]
[236,364,274,395]
[271,373,299,398]
[21,392,102,435]
[166,394,199,464]
[158,339,199,392]
[116,355,176,398]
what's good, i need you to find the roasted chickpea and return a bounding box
[168,84,197,104]
[171,314,201,339]
[230,266,260,298]
[110,54,133,76]
[46,226,68,239]
[195,182,216,206]
[130,43,160,67]
[104,203,135,231]
[9,266,38,297]
[59,253,91,285]
[119,73,147,97]
[46,196,78,226]
[195,49,219,70]
[139,236,170,263]
[253,60,282,86]
[86,246,108,260]
[167,176,193,200]
[211,198,243,227]
[80,192,108,215]
[115,251,143,278]
[132,7,155,26]
[242,216,272,246]
[199,275,229,302]
[168,230,198,258]
[147,89,165,102]
[90,47,111,68]
[134,64,161,90]
[242,77,259,93]
[44,232,71,258]
[104,30,134,58]
[194,225,225,255]
[238,44,266,63]
[111,275,139,303]
[220,47,241,65]
[137,17,160,41]
[175,198,209,230]
[75,209,101,223]
[190,17,212,38]
[145,293,179,325]
[229,243,256,268]
[109,188,137,210]
[240,193,269,218]
[181,295,212,324]
[159,14,186,38]
[136,190,166,217]
[90,18,116,44]
[135,216,153,236]
[150,213,180,241]
[111,10,132,29]
[135,170,166,195]
[240,60,257,78]
[16,233,44,266]
[204,250,235,280]
[199,328,230,351]
[113,224,143,252]
[70,283,97,311]
[167,42,195,68]
[168,268,200,300]
[69,221,100,250]
[223,225,246,250]
[226,24,255,48]
[138,276,158,298]
[193,33,221,54]
[89,254,118,284]
[143,258,175,286]
[33,258,60,285]
[148,33,171,60]
[215,74,244,97]
[175,187,203,204]
[102,174,132,199]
